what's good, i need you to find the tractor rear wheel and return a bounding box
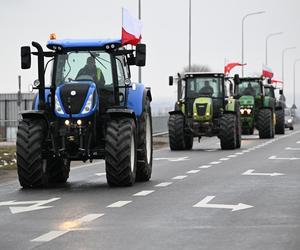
[48,158,70,184]
[105,118,137,186]
[168,114,186,150]
[136,98,153,182]
[16,119,49,188]
[219,113,237,150]
[258,109,273,139]
[275,109,285,134]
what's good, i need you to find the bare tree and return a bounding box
[182,64,211,74]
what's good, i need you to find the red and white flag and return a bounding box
[271,79,283,84]
[224,62,245,75]
[262,65,274,79]
[121,8,142,46]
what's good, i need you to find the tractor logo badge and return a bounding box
[70,91,76,96]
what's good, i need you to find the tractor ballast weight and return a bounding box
[168,72,241,150]
[17,38,153,188]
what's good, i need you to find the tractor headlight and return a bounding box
[55,96,64,115]
[246,109,252,114]
[81,93,93,114]
[240,109,245,114]
[288,119,292,123]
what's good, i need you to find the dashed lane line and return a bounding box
[95,173,106,177]
[186,170,200,174]
[31,213,104,242]
[210,161,221,165]
[219,158,229,161]
[133,190,155,196]
[227,155,237,158]
[235,152,244,155]
[172,175,187,180]
[107,201,132,208]
[155,182,173,187]
[199,165,212,169]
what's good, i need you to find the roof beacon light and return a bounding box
[50,33,57,40]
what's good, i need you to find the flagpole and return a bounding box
[188,0,192,71]
[138,0,142,83]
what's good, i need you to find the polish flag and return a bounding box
[271,79,283,84]
[121,8,142,46]
[224,62,245,75]
[262,65,274,79]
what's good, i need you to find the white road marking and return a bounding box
[95,173,106,177]
[77,214,104,223]
[155,182,173,187]
[285,147,300,151]
[31,213,104,242]
[219,158,229,161]
[133,190,155,196]
[242,150,250,153]
[172,175,187,180]
[242,169,284,177]
[186,170,200,174]
[31,230,68,242]
[0,197,60,214]
[154,157,189,162]
[193,196,253,211]
[72,160,105,170]
[107,201,132,208]
[205,149,217,152]
[199,165,212,169]
[297,141,300,144]
[235,152,244,155]
[269,155,300,160]
[210,161,221,165]
[227,155,237,158]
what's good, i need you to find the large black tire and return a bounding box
[219,113,237,150]
[136,98,153,182]
[236,111,241,149]
[168,114,186,150]
[16,119,48,188]
[258,109,273,139]
[275,109,285,134]
[184,133,194,150]
[105,118,137,186]
[48,158,70,184]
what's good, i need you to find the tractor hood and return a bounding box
[239,95,254,107]
[55,81,98,118]
[193,97,213,122]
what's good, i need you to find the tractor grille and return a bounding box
[60,84,90,114]
[196,103,207,116]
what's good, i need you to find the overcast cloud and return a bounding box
[1,0,300,109]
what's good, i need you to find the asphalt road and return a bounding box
[0,126,300,250]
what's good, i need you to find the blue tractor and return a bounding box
[18,37,153,187]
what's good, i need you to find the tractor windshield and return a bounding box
[237,81,261,96]
[54,51,113,87]
[186,77,223,99]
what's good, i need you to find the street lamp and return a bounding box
[265,32,283,65]
[282,46,296,91]
[241,11,266,76]
[138,0,142,83]
[293,59,300,109]
[189,0,192,71]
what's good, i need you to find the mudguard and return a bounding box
[225,98,238,112]
[127,83,151,117]
[20,110,49,127]
[33,89,51,110]
[107,108,136,121]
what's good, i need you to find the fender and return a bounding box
[169,110,184,116]
[33,89,51,110]
[127,84,152,117]
[107,108,136,121]
[20,110,49,128]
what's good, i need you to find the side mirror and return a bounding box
[135,44,146,67]
[21,46,31,69]
[267,78,272,84]
[279,89,283,95]
[169,76,174,86]
[233,74,240,85]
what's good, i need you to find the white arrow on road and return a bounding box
[285,147,300,151]
[242,169,284,177]
[269,155,300,161]
[0,198,60,214]
[154,157,189,162]
[193,196,253,212]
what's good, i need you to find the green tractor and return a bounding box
[264,83,285,134]
[235,77,276,138]
[168,72,241,150]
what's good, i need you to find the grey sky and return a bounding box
[1,0,300,109]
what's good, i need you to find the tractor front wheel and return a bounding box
[219,113,237,150]
[275,109,285,135]
[258,109,274,139]
[105,118,137,186]
[168,113,186,150]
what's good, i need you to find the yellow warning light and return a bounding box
[49,33,57,40]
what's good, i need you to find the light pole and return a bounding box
[265,32,283,65]
[293,59,300,108]
[189,0,192,71]
[282,46,296,91]
[241,11,265,76]
[138,0,142,83]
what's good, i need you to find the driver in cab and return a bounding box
[76,57,105,86]
[199,80,214,96]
